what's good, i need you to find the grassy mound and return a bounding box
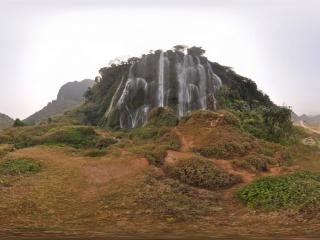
[238,171,320,210]
[166,159,242,190]
[0,159,41,175]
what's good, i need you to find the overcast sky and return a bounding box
[0,0,319,119]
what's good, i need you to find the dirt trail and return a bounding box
[300,120,320,134]
[173,128,193,152]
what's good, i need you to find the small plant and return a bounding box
[0,159,41,175]
[166,159,242,190]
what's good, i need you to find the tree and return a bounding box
[187,46,205,56]
[173,45,188,53]
[13,118,25,127]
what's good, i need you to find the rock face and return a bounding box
[84,47,272,129]
[24,79,94,124]
[0,113,13,130]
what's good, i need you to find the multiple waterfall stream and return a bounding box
[104,50,223,128]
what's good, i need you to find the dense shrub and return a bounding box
[232,154,274,172]
[146,107,179,128]
[166,159,242,190]
[194,142,252,159]
[0,159,41,175]
[238,171,320,210]
[35,126,97,148]
[95,137,118,149]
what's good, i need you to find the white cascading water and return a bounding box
[116,63,149,128]
[196,56,207,110]
[158,51,165,107]
[104,77,125,118]
[105,51,223,128]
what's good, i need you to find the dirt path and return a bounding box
[173,128,193,152]
[300,120,320,134]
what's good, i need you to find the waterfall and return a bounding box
[158,51,165,107]
[105,50,223,129]
[116,63,149,128]
[196,57,207,110]
[104,77,124,118]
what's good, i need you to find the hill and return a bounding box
[79,46,274,129]
[0,113,13,130]
[24,79,94,124]
[0,46,319,238]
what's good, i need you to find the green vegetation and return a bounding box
[232,154,274,172]
[166,159,242,190]
[36,126,97,148]
[146,107,179,128]
[217,86,293,143]
[13,118,25,127]
[194,142,252,159]
[0,159,41,175]
[238,171,320,211]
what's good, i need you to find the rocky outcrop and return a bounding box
[24,79,94,124]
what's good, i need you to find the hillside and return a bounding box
[24,79,94,124]
[0,108,319,238]
[0,113,13,130]
[0,47,319,238]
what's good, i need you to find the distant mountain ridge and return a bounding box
[24,79,94,124]
[0,113,13,130]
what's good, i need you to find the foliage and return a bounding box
[238,171,320,210]
[187,46,205,56]
[166,159,242,190]
[95,137,118,149]
[194,141,252,159]
[13,119,25,127]
[217,86,293,143]
[0,159,41,175]
[146,107,179,128]
[36,126,97,148]
[232,154,273,172]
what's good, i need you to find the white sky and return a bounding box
[0,0,319,119]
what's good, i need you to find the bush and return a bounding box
[232,154,273,172]
[0,159,41,175]
[95,137,118,149]
[166,159,242,190]
[146,107,179,128]
[144,145,167,166]
[194,142,252,159]
[238,171,320,210]
[35,126,97,148]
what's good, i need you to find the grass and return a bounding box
[166,159,242,190]
[0,159,41,175]
[238,171,320,211]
